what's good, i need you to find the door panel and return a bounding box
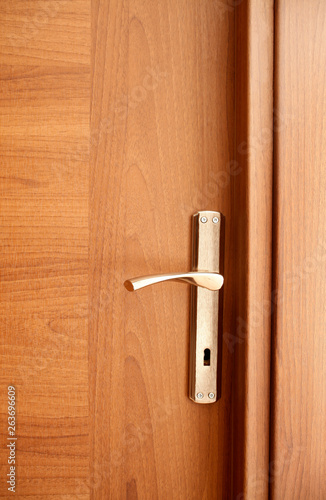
[0,0,237,498]
[90,1,234,498]
[271,0,326,498]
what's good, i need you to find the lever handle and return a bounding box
[124,271,224,292]
[124,210,225,404]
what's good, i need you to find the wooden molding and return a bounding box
[271,1,326,497]
[232,1,274,498]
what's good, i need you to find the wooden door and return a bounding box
[90,1,235,498]
[3,1,324,499]
[0,1,238,498]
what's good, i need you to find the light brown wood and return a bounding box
[233,1,274,498]
[0,1,90,497]
[90,1,235,498]
[271,1,326,498]
[0,0,291,498]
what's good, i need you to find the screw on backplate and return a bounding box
[208,392,215,399]
[196,392,204,399]
[212,217,219,224]
[200,216,208,223]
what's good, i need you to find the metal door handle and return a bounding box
[124,271,223,292]
[124,211,225,404]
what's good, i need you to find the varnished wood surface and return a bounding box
[233,1,274,498]
[0,1,90,498]
[0,0,237,498]
[271,1,326,498]
[90,1,235,498]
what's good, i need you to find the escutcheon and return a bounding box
[189,211,225,403]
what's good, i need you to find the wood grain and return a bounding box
[233,1,274,498]
[0,0,284,497]
[90,0,235,498]
[0,1,90,498]
[271,1,326,498]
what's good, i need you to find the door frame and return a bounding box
[232,2,274,498]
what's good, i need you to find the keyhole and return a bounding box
[204,348,211,366]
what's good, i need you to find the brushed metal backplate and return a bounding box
[189,211,225,403]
